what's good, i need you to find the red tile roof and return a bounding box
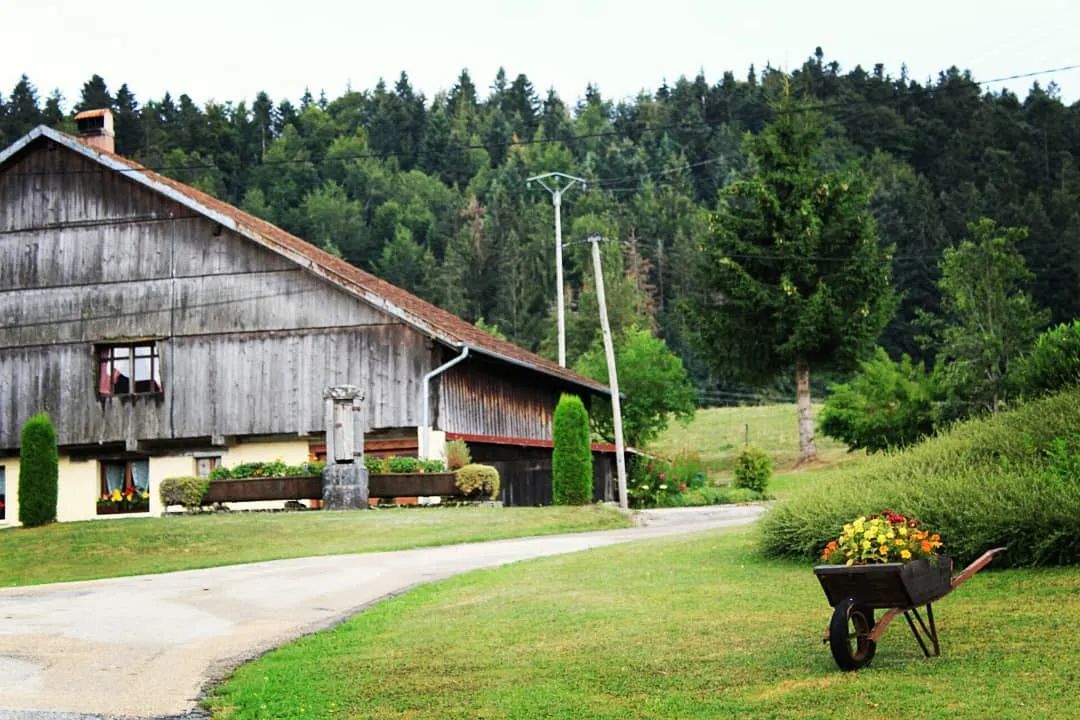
[20,127,608,395]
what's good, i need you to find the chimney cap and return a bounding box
[74,108,113,122]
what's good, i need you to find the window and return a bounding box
[0,466,5,520]
[98,342,162,396]
[195,456,220,478]
[97,459,150,514]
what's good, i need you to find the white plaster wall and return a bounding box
[56,457,104,523]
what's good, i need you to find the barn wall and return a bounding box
[436,358,566,441]
[0,140,436,449]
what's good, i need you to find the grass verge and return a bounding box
[0,505,630,587]
[206,527,1079,719]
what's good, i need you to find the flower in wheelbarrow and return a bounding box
[822,509,944,565]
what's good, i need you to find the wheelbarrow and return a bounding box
[814,547,1006,670]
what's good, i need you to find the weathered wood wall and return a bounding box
[436,357,564,441]
[0,139,435,449]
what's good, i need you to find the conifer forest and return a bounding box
[3,50,1078,406]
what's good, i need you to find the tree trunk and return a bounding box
[795,357,817,464]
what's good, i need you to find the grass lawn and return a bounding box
[207,527,1079,720]
[648,404,854,483]
[0,505,630,587]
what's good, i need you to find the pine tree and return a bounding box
[687,93,894,463]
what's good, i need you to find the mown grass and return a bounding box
[760,388,1080,567]
[206,527,1079,720]
[0,505,630,587]
[648,404,853,482]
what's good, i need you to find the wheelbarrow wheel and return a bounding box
[829,597,877,671]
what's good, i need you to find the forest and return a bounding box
[2,48,1078,406]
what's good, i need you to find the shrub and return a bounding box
[386,456,421,473]
[18,412,59,527]
[1014,320,1080,398]
[819,347,940,452]
[733,446,772,493]
[552,394,593,505]
[455,464,500,499]
[445,440,471,470]
[210,460,324,480]
[420,459,447,473]
[760,388,1080,567]
[364,455,387,474]
[159,476,209,511]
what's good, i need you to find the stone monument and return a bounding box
[321,385,369,509]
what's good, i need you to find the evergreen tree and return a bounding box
[75,74,112,112]
[686,94,894,462]
[18,412,59,527]
[3,75,42,140]
[551,394,592,505]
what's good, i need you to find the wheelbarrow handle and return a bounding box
[950,547,1007,590]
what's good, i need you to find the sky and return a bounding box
[3,0,1079,109]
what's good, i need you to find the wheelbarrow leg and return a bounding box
[903,603,940,658]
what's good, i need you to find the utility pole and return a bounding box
[526,172,587,367]
[588,234,628,510]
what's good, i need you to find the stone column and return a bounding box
[321,385,369,510]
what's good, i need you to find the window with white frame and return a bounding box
[97,342,163,396]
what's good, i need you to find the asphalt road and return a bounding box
[0,504,765,720]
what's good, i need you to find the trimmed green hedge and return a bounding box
[552,394,593,505]
[760,388,1080,567]
[18,413,59,527]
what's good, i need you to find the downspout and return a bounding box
[420,345,470,458]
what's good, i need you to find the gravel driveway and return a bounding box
[0,503,764,719]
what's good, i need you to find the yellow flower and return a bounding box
[901,550,912,560]
[846,559,854,566]
[879,545,889,555]
[899,527,908,537]
[861,540,871,550]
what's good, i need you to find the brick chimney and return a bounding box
[74,108,115,154]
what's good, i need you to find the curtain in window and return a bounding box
[131,460,150,493]
[99,355,113,395]
[104,463,125,492]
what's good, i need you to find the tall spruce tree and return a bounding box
[687,93,894,462]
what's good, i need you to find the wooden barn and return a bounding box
[0,112,616,523]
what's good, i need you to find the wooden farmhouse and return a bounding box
[0,111,617,524]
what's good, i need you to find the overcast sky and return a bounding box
[3,0,1078,109]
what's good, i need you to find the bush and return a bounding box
[733,446,772,493]
[819,347,939,452]
[420,459,447,473]
[455,464,500,499]
[552,394,593,505]
[364,455,387,474]
[1014,320,1080,398]
[386,456,421,473]
[159,476,209,511]
[760,388,1080,567]
[18,412,59,527]
[445,439,472,470]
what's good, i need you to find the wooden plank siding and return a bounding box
[0,140,438,449]
[436,358,564,441]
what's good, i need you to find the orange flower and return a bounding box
[921,540,933,553]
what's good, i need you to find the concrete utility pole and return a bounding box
[588,234,628,510]
[526,172,587,367]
